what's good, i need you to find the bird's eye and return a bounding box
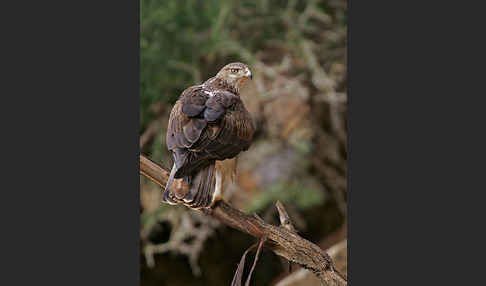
[231,68,238,74]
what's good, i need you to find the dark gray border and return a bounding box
[349,1,485,284]
[0,1,139,285]
[3,0,485,285]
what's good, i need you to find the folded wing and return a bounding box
[166,86,254,178]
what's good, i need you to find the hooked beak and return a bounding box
[245,69,252,80]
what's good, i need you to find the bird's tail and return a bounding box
[162,161,218,209]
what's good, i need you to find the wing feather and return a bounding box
[167,85,254,178]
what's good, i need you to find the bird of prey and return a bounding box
[162,62,255,209]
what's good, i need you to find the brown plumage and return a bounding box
[163,62,255,208]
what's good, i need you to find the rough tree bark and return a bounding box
[140,154,347,286]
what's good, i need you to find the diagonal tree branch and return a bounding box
[140,154,347,286]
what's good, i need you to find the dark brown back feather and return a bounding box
[166,80,254,179]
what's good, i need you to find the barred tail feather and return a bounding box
[183,161,217,209]
[162,161,220,209]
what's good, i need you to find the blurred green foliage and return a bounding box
[141,0,347,284]
[141,0,238,127]
[141,0,347,209]
[245,180,325,213]
[140,0,346,129]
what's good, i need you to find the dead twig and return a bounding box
[140,154,346,286]
[140,119,160,149]
[231,236,267,286]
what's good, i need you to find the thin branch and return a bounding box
[245,236,266,286]
[231,244,256,286]
[275,200,297,233]
[140,154,347,286]
[140,119,160,149]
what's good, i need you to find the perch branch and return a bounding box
[140,154,347,286]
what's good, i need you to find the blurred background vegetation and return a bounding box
[140,0,347,285]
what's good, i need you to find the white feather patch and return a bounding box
[213,170,223,202]
[204,90,215,97]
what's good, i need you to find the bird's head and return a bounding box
[215,62,252,91]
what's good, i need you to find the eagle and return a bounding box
[162,62,255,209]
